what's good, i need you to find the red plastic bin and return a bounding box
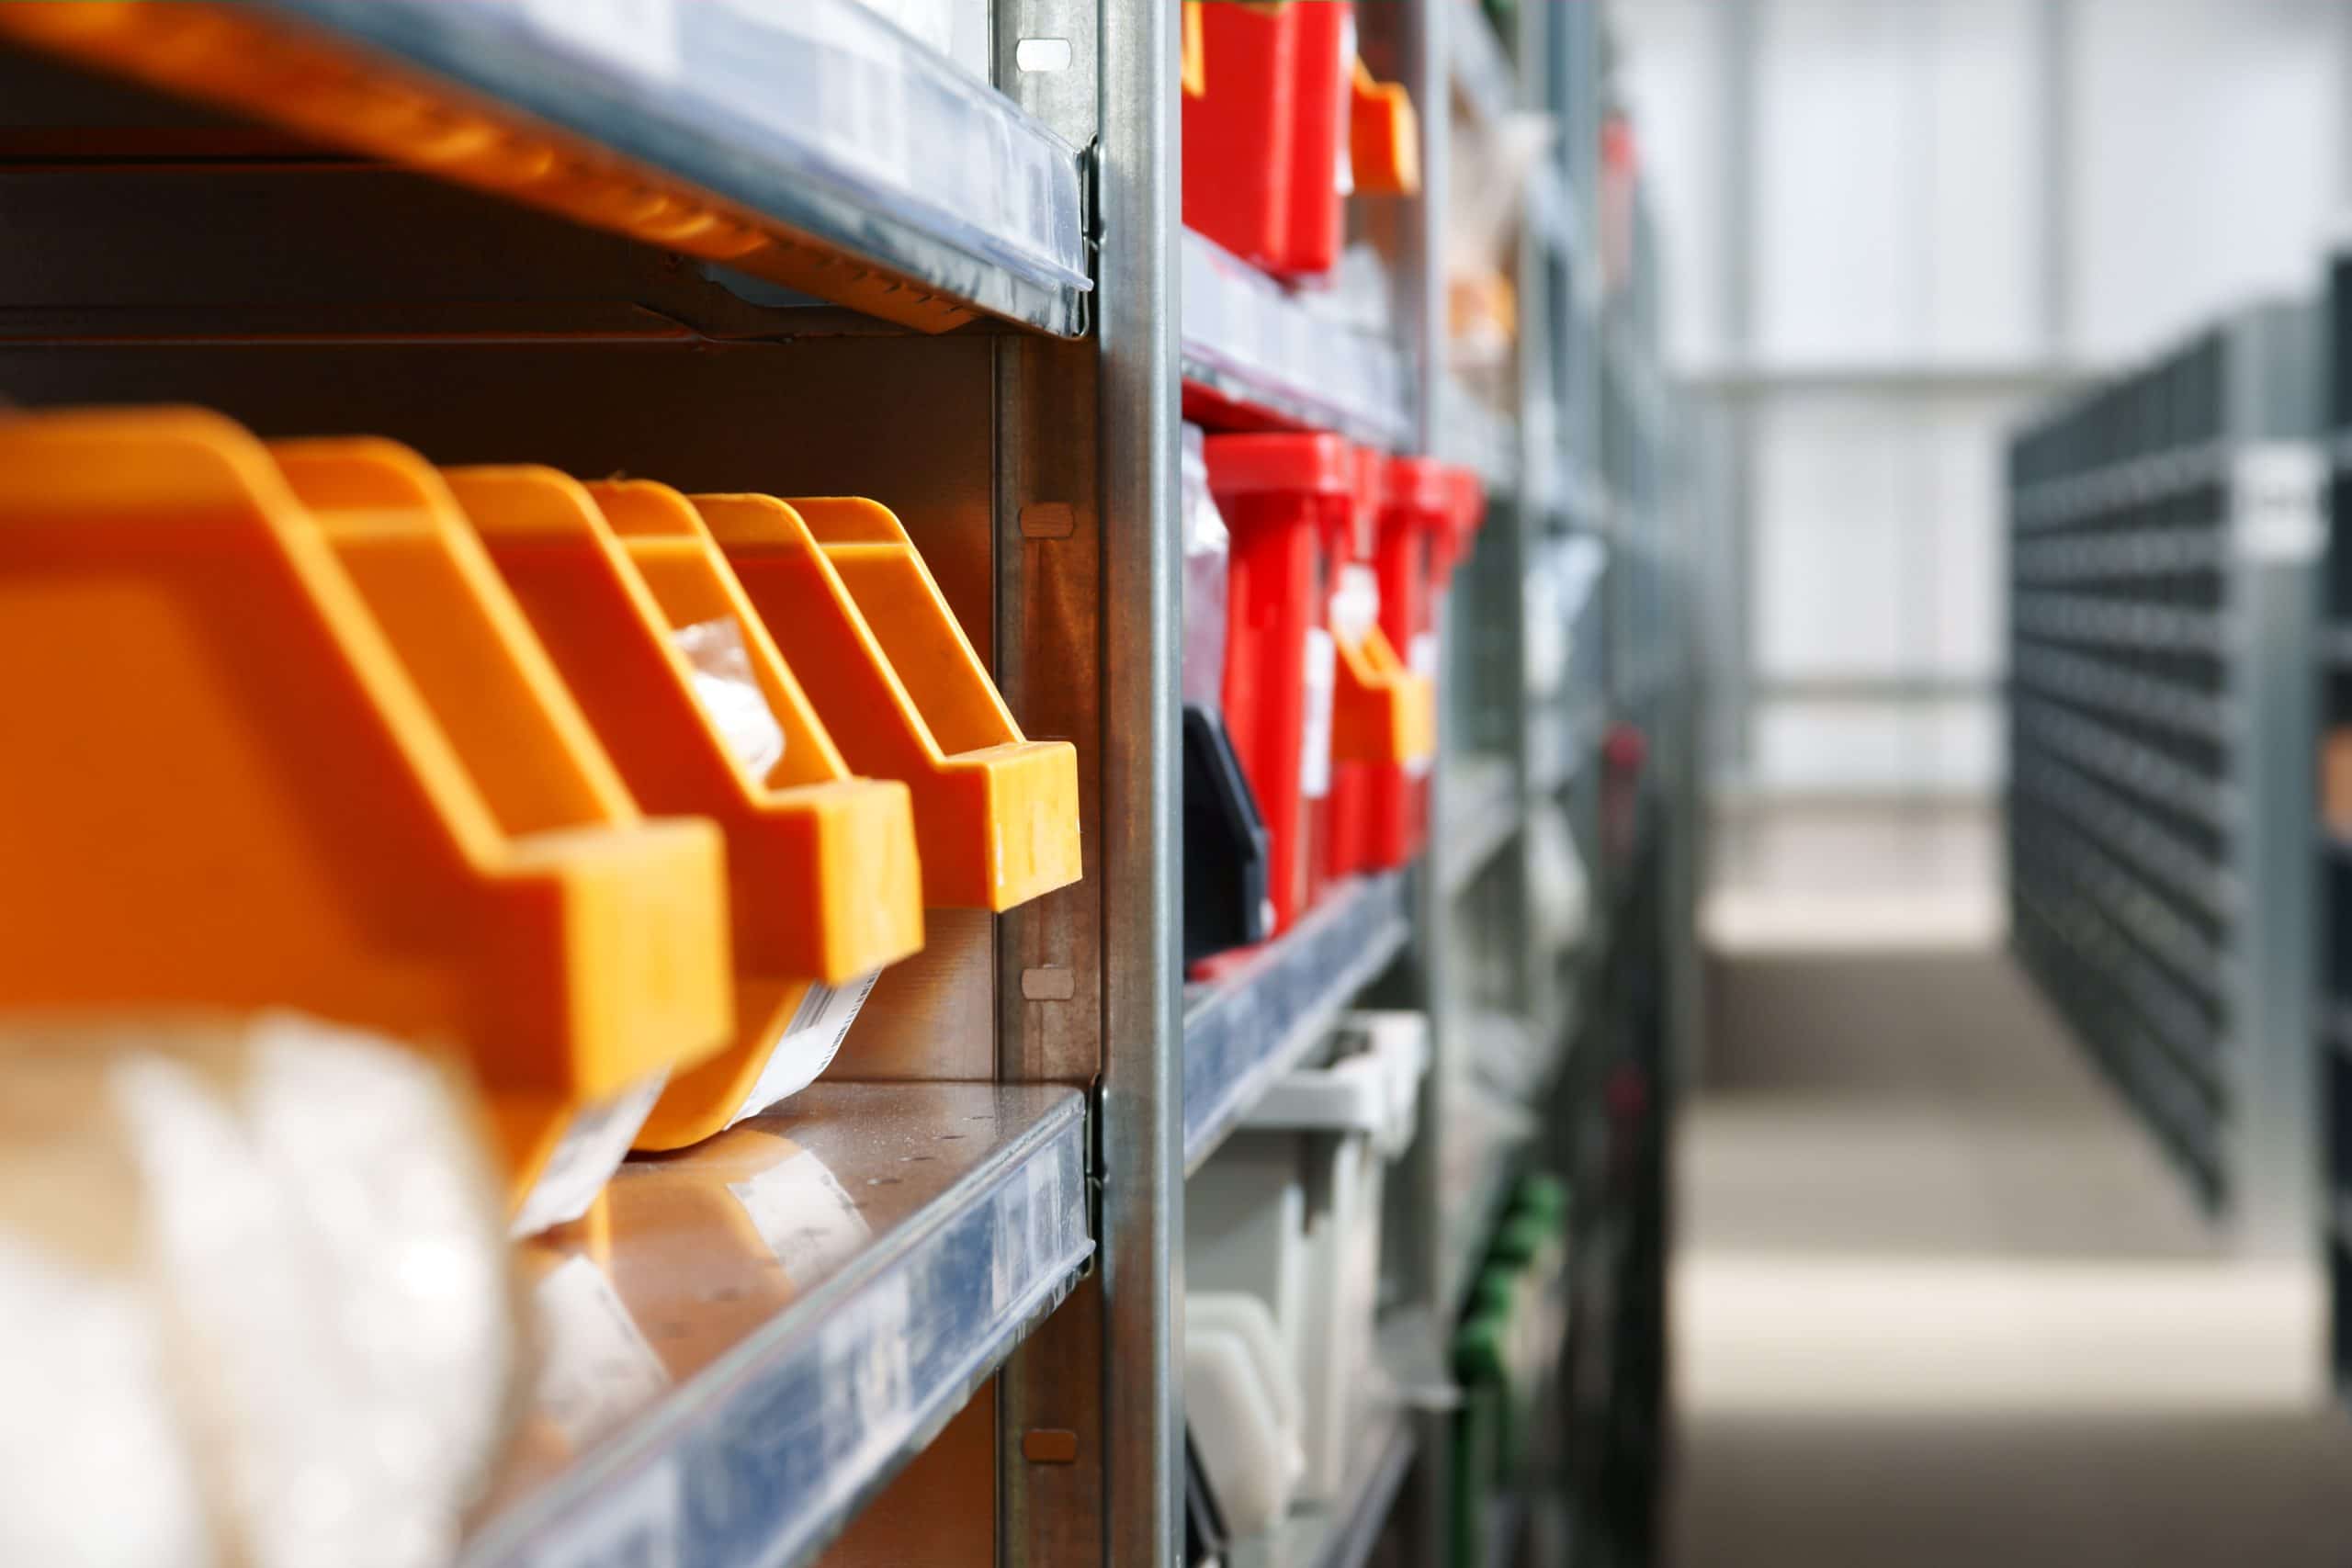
[1183,0,1354,280]
[1206,432,1356,937]
[1370,457,1487,863]
[1326,446,1384,881]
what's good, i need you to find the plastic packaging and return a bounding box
[0,1011,517,1568]
[673,616,788,782]
[1182,423,1233,710]
[1525,535,1610,698]
[1447,112,1555,366]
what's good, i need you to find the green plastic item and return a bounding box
[1451,1311,1510,1568]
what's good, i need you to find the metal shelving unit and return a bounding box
[2323,251,2352,1384]
[0,2,1701,1564]
[1226,1416,1419,1568]
[474,1085,1090,1568]
[1182,873,1412,1173]
[1181,226,1414,449]
[2006,299,2321,1250]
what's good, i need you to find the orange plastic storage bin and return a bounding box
[0,409,733,1224]
[437,468,925,1152]
[1329,446,1436,877]
[1205,432,1356,935]
[1349,58,1420,197]
[694,493,1081,912]
[1182,0,1355,280]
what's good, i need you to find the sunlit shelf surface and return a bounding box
[1227,1412,1417,1568]
[1183,873,1412,1173]
[469,1082,1091,1568]
[1182,228,1415,450]
[223,0,1094,333]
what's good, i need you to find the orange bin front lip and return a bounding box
[693,491,1082,913]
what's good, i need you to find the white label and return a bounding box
[532,1256,670,1450]
[2233,444,2325,562]
[512,1073,668,1239]
[1333,15,1358,197]
[521,0,681,83]
[1301,626,1338,801]
[729,1148,871,1283]
[729,971,879,1128]
[1408,630,1439,678]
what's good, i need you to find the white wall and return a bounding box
[1616,0,2351,797]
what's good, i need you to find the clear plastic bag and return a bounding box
[673,616,787,781]
[0,1011,516,1568]
[1182,425,1233,710]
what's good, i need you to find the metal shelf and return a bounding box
[1442,755,1522,896]
[1441,376,1525,498]
[2012,751,2234,921]
[1182,874,1413,1173]
[1444,0,1578,270]
[1181,228,1414,450]
[1227,1411,1417,1568]
[469,1083,1091,1568]
[2010,644,2229,743]
[1442,1124,1531,1319]
[2012,525,2226,585]
[2010,592,2226,654]
[2011,695,2233,829]
[2010,443,2228,530]
[1532,698,1604,797]
[1449,0,1518,130]
[209,0,1094,334]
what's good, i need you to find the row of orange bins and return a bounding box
[0,408,1080,1234]
[1204,432,1487,961]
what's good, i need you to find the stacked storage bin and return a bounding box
[2006,301,2319,1251]
[0,406,1081,1225]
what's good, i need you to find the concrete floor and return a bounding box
[1669,805,2351,1567]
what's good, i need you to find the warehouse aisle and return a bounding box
[1668,806,2352,1568]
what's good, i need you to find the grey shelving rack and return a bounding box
[2323,251,2352,1382]
[2007,299,2321,1255]
[0,3,1698,1565]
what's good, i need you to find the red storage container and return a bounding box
[1371,457,1487,863]
[1207,432,1356,936]
[1326,447,1385,881]
[1328,446,1434,879]
[1183,0,1354,280]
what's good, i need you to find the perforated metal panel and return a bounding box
[2006,299,2319,1250]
